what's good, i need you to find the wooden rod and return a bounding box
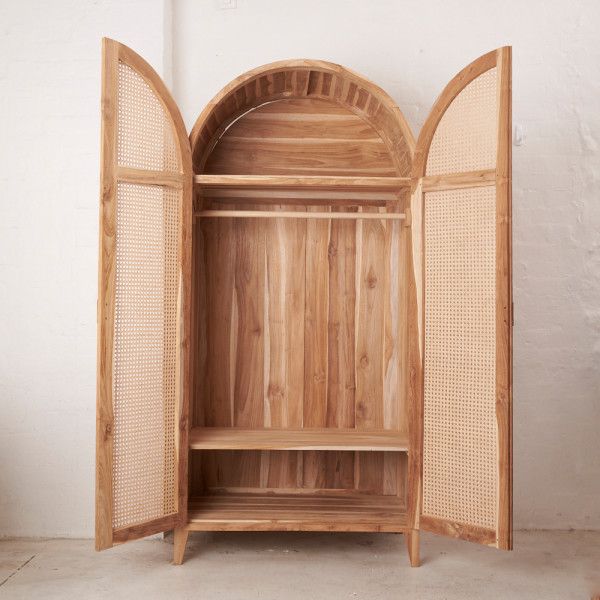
[195,210,406,220]
[194,174,411,190]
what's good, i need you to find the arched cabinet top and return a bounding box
[190,59,415,176]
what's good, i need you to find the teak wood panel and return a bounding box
[411,47,512,549]
[96,38,192,550]
[205,99,398,176]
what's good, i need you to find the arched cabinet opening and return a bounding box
[188,61,416,540]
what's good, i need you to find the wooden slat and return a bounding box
[195,174,410,190]
[495,46,513,551]
[421,169,495,192]
[302,208,330,487]
[202,188,396,202]
[263,206,306,487]
[117,166,185,188]
[189,427,408,451]
[95,36,118,552]
[233,209,264,428]
[199,217,234,426]
[195,210,406,220]
[187,494,407,532]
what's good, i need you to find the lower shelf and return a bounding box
[187,494,407,532]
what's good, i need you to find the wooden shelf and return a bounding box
[189,427,408,451]
[187,494,407,532]
[194,174,410,190]
[194,174,410,205]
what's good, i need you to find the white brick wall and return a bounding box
[0,0,598,537]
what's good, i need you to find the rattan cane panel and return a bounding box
[112,182,180,529]
[426,68,497,176]
[117,62,179,172]
[423,187,497,530]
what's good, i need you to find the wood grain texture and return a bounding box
[96,36,118,552]
[195,174,410,190]
[406,529,420,567]
[187,494,407,532]
[495,46,513,551]
[173,527,189,565]
[189,428,408,451]
[406,183,424,534]
[421,169,495,192]
[195,209,406,220]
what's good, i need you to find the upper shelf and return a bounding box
[189,427,408,452]
[194,174,411,205]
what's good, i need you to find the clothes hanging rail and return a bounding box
[194,209,407,220]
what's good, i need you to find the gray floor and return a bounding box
[1,531,598,599]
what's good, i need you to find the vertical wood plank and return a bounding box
[201,217,235,427]
[96,37,118,551]
[355,209,385,429]
[326,207,357,487]
[355,207,386,495]
[303,209,330,487]
[495,46,513,551]
[233,213,265,428]
[407,181,424,533]
[264,209,306,487]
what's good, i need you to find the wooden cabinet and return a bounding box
[95,38,512,566]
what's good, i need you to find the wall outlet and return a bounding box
[514,123,525,146]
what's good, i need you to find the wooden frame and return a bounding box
[96,42,512,566]
[95,38,192,550]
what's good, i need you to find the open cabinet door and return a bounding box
[96,38,192,550]
[410,48,512,549]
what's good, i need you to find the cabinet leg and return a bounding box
[406,529,420,567]
[173,527,189,565]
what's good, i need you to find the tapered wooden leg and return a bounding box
[406,529,420,567]
[173,527,189,565]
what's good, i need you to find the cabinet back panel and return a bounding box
[204,99,397,177]
[190,451,407,501]
[194,211,407,433]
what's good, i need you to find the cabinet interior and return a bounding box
[189,97,412,524]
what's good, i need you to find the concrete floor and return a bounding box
[0,531,598,599]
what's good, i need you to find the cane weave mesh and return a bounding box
[117,62,179,172]
[426,68,497,176]
[423,186,497,530]
[112,182,180,529]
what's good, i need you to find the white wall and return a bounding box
[0,0,171,538]
[0,0,598,537]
